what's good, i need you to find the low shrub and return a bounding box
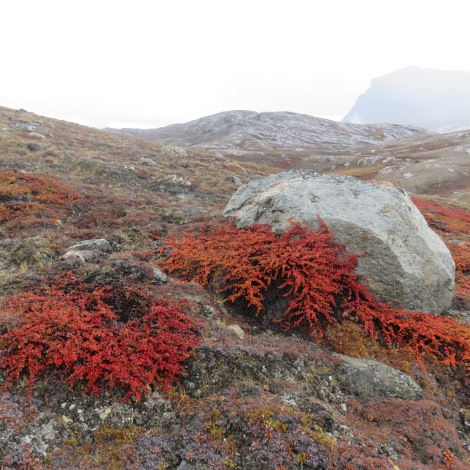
[413,197,470,298]
[158,219,470,371]
[0,273,202,401]
[0,169,80,222]
[412,198,470,234]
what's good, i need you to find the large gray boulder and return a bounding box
[223,170,455,313]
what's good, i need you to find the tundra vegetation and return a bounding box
[0,106,469,469]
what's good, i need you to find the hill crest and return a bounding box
[108,109,428,152]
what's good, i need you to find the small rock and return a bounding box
[161,145,188,158]
[224,174,243,186]
[138,156,157,166]
[162,174,192,187]
[336,355,423,400]
[27,142,44,152]
[152,267,168,283]
[61,415,73,425]
[29,132,46,140]
[226,324,245,340]
[85,259,154,283]
[61,249,103,263]
[11,120,39,132]
[66,238,112,253]
[201,304,217,317]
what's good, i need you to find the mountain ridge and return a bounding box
[107,109,429,153]
[105,108,470,208]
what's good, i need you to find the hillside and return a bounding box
[0,105,469,469]
[108,109,427,156]
[110,109,470,208]
[284,127,470,209]
[342,66,470,132]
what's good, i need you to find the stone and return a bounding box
[336,355,423,400]
[162,174,192,187]
[61,249,103,263]
[27,142,44,152]
[152,267,168,283]
[11,120,39,132]
[29,132,46,140]
[224,174,243,186]
[226,324,245,340]
[85,260,154,284]
[223,170,455,313]
[160,145,188,158]
[138,156,157,166]
[66,238,112,253]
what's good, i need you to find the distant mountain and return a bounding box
[108,110,427,154]
[342,67,470,132]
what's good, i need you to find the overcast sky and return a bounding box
[2,0,469,129]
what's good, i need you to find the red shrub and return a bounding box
[0,273,202,401]
[351,301,470,370]
[0,169,80,222]
[158,220,470,370]
[159,220,362,335]
[412,198,470,234]
[413,198,470,298]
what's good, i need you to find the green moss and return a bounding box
[205,408,227,441]
[72,424,141,469]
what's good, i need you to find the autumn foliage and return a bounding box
[413,197,470,299]
[159,219,470,370]
[0,273,202,401]
[412,197,470,234]
[0,169,80,222]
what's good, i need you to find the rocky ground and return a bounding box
[111,110,470,209]
[0,106,469,469]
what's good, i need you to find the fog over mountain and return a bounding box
[342,67,470,132]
